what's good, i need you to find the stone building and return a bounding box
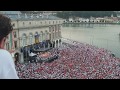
[0,11,65,60]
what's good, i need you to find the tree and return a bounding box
[56,11,117,19]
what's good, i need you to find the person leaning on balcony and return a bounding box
[0,14,19,79]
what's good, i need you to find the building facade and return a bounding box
[0,11,65,60]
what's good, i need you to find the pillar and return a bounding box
[20,53,24,63]
[48,43,50,49]
[58,40,60,47]
[54,41,56,48]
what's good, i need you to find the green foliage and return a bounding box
[56,11,117,19]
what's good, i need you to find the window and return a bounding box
[53,21,54,24]
[59,25,61,30]
[13,23,15,27]
[41,22,42,24]
[14,41,17,49]
[45,31,48,40]
[22,34,27,46]
[53,33,54,39]
[41,33,43,41]
[55,26,57,31]
[56,21,57,24]
[52,26,54,31]
[29,22,31,25]
[23,22,25,25]
[49,21,50,24]
[29,34,33,45]
[6,43,9,50]
[49,33,51,40]
[13,32,17,38]
[6,35,10,41]
[6,36,9,39]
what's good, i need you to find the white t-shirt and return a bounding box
[0,49,19,79]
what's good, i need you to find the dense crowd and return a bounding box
[15,41,120,79]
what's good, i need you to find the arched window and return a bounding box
[59,39,61,46]
[29,22,31,25]
[49,33,51,40]
[22,33,27,47]
[14,41,17,49]
[49,27,51,32]
[13,23,15,27]
[40,31,43,42]
[55,31,58,38]
[58,25,61,30]
[23,22,25,25]
[42,33,45,41]
[13,31,17,38]
[29,33,33,45]
[45,31,49,40]
[56,40,58,47]
[6,43,9,50]
[59,39,61,43]
[35,32,39,44]
[53,32,54,40]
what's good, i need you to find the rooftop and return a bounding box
[0,11,63,21]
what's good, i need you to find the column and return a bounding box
[26,36,28,46]
[20,53,24,63]
[58,40,59,47]
[54,41,56,48]
[20,38,22,48]
[11,32,15,50]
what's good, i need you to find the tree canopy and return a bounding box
[56,11,117,19]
